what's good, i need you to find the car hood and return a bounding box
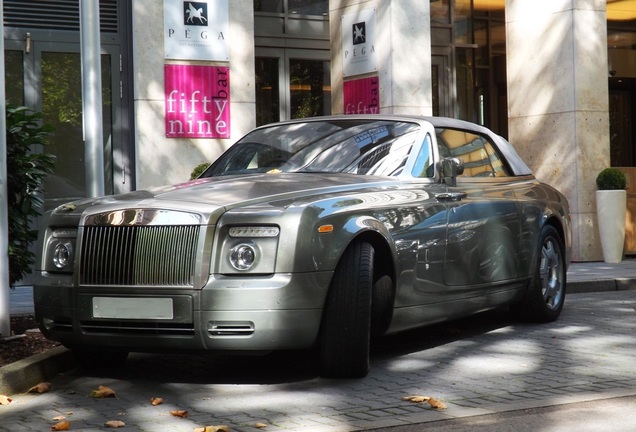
[155,173,400,205]
[52,173,406,222]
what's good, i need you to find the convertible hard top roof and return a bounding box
[418,115,533,177]
[266,115,533,177]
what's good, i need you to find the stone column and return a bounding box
[132,0,255,189]
[329,0,433,115]
[506,0,609,261]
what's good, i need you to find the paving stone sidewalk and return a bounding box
[1,288,636,431]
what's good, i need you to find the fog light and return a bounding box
[230,243,257,270]
[42,318,55,331]
[53,242,73,269]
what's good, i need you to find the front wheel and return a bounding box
[319,240,374,378]
[512,225,566,322]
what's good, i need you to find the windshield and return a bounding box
[202,119,423,177]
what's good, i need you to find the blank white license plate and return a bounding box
[92,297,173,319]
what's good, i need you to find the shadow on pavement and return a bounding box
[371,307,516,358]
[75,307,518,385]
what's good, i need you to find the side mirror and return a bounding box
[441,157,464,186]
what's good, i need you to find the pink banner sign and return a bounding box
[343,76,379,115]
[164,64,230,138]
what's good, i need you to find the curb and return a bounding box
[568,278,636,293]
[2,278,635,396]
[0,346,76,395]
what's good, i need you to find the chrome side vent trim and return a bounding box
[207,321,255,337]
[79,225,200,286]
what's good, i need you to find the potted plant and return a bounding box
[596,167,627,263]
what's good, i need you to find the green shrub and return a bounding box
[596,168,626,190]
[190,162,210,180]
[6,106,55,287]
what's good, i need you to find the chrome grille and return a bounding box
[79,225,200,286]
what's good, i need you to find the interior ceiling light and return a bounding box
[471,0,636,20]
[607,0,636,21]
[473,0,505,10]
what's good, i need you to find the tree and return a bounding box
[6,106,55,287]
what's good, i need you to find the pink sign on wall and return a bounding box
[343,76,379,115]
[164,64,230,139]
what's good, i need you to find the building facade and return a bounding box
[4,0,636,261]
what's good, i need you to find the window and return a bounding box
[435,128,509,177]
[411,134,434,178]
[254,0,328,16]
[204,120,421,177]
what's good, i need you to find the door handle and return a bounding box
[434,192,467,201]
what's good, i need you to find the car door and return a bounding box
[391,129,450,305]
[436,127,521,290]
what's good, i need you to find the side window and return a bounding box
[435,128,510,177]
[411,134,434,178]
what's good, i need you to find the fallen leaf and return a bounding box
[402,395,447,410]
[194,425,230,432]
[255,422,268,428]
[427,397,447,410]
[51,420,71,430]
[28,382,52,394]
[104,420,126,428]
[170,410,188,418]
[89,385,117,398]
[203,426,230,432]
[150,397,164,406]
[0,395,12,405]
[52,416,66,421]
[401,395,431,403]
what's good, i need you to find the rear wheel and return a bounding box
[319,240,373,378]
[512,225,566,322]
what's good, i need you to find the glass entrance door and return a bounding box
[4,39,126,211]
[432,48,452,117]
[255,48,331,126]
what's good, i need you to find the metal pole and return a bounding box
[0,0,12,338]
[80,0,105,197]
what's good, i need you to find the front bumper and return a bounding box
[34,271,332,352]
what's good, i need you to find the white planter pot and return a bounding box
[596,190,627,263]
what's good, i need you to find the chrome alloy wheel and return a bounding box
[539,237,564,310]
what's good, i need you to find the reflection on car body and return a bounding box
[34,115,571,378]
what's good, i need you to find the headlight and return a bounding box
[45,228,77,273]
[219,225,280,274]
[229,243,257,270]
[52,242,73,269]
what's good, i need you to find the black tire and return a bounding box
[512,225,566,322]
[72,348,129,368]
[371,275,393,338]
[319,240,374,378]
